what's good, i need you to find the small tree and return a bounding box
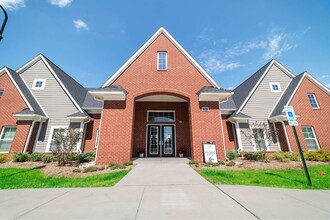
[241,121,278,161]
[52,128,83,166]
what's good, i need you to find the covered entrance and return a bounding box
[147,125,175,157]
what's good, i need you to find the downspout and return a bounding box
[94,101,104,165]
[219,100,229,161]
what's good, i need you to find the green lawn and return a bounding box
[199,165,330,189]
[0,168,130,189]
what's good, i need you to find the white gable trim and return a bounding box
[236,60,295,114]
[102,27,220,89]
[0,67,34,111]
[17,54,84,113]
[283,72,330,112]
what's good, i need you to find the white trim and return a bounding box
[95,128,100,148]
[147,110,175,122]
[0,126,17,153]
[219,108,228,160]
[272,122,281,151]
[307,93,320,109]
[157,51,167,70]
[45,125,68,152]
[32,79,46,90]
[32,122,43,152]
[235,122,243,153]
[269,82,281,92]
[237,60,295,114]
[94,101,104,163]
[23,121,35,152]
[17,54,84,113]
[1,67,34,111]
[281,121,292,152]
[267,78,292,118]
[302,126,321,151]
[102,27,220,89]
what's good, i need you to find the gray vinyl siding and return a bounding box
[238,64,290,151]
[20,59,80,152]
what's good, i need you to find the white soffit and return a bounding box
[136,95,187,102]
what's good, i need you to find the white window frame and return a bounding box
[307,93,320,109]
[302,126,320,151]
[0,126,16,153]
[269,82,281,92]
[157,52,167,70]
[46,126,68,152]
[32,79,46,90]
[147,110,175,122]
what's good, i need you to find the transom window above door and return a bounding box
[157,52,167,70]
[148,111,175,122]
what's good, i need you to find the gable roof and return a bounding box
[102,27,221,89]
[1,67,46,117]
[16,54,88,113]
[270,71,330,117]
[233,59,295,114]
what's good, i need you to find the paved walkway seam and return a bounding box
[134,186,145,220]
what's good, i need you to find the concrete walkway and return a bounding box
[0,158,329,219]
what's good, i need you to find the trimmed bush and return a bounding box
[78,151,96,163]
[304,150,330,162]
[66,153,79,161]
[83,166,98,173]
[110,164,126,170]
[226,161,235,166]
[98,166,105,171]
[30,152,44,162]
[72,169,81,173]
[189,160,199,165]
[123,161,133,166]
[12,152,30,162]
[243,152,263,161]
[269,151,300,162]
[218,161,226,165]
[0,154,9,163]
[206,162,220,167]
[226,150,238,160]
[42,155,54,163]
[108,163,115,168]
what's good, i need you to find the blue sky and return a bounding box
[0,0,330,89]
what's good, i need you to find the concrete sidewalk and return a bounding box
[0,158,329,219]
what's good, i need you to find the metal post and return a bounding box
[292,126,312,186]
[0,5,8,42]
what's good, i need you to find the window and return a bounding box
[253,129,267,150]
[148,111,174,122]
[32,79,46,90]
[157,52,167,70]
[307,94,319,109]
[270,83,281,92]
[302,126,320,150]
[202,107,209,112]
[47,127,66,152]
[0,127,16,152]
[0,90,3,98]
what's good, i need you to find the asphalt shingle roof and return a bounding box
[220,96,236,110]
[197,86,232,94]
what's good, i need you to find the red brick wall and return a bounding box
[221,115,236,151]
[84,114,101,152]
[0,72,31,152]
[26,122,40,153]
[286,77,330,151]
[133,102,190,157]
[96,33,224,164]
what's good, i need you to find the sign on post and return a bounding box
[284,105,298,126]
[203,143,218,163]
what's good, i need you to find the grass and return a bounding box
[0,168,130,189]
[199,165,330,189]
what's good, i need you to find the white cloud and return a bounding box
[73,19,88,31]
[226,41,267,57]
[262,34,296,60]
[0,0,25,10]
[48,0,72,7]
[198,50,240,73]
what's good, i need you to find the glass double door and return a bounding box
[147,125,175,157]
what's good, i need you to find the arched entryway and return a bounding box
[132,92,191,158]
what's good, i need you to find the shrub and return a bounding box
[269,151,299,162]
[30,152,44,162]
[72,169,81,173]
[218,161,226,165]
[12,152,30,162]
[78,151,96,163]
[98,166,105,171]
[189,160,199,165]
[226,161,235,166]
[243,152,263,161]
[83,166,98,173]
[108,163,115,168]
[0,154,9,163]
[123,161,133,166]
[304,150,330,162]
[42,155,54,163]
[206,162,220,167]
[110,164,126,170]
[226,150,239,160]
[66,153,79,161]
